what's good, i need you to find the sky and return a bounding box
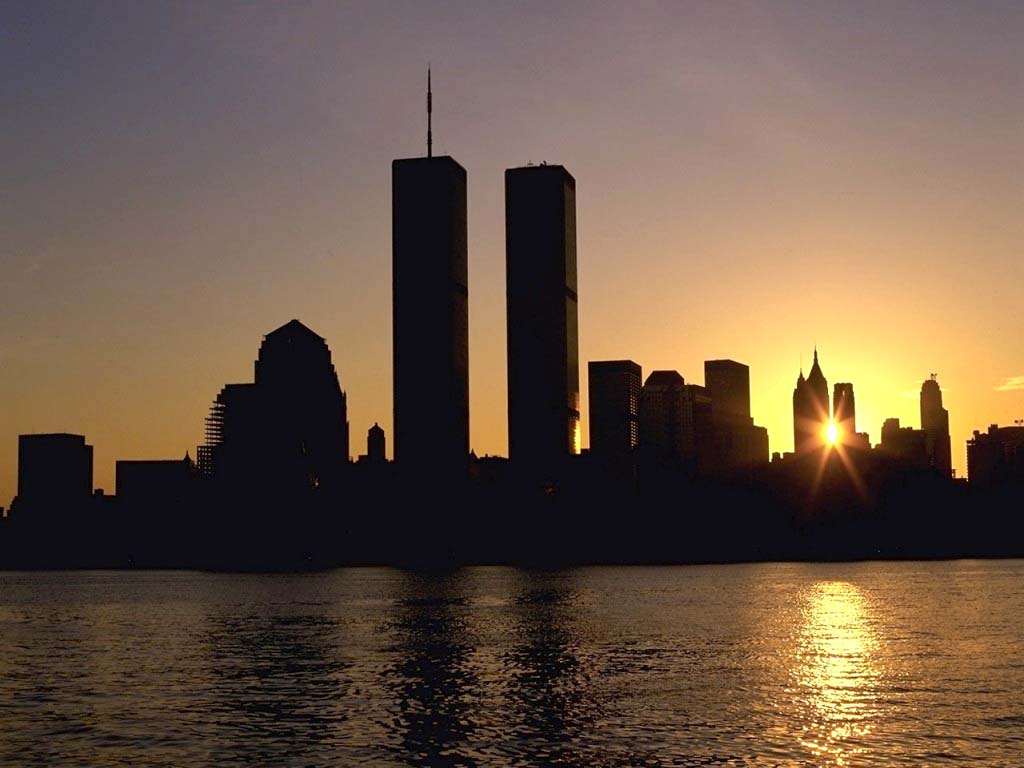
[2,0,1022,501]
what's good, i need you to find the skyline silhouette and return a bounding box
[3,2,1023,500]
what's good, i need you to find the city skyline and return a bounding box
[3,2,1024,498]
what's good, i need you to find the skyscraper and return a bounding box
[704,360,751,426]
[392,155,469,478]
[833,382,856,437]
[638,370,690,468]
[920,375,952,476]
[201,320,349,492]
[702,359,768,471]
[793,349,830,454]
[588,360,641,461]
[505,164,580,470]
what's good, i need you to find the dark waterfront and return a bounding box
[1,561,1022,766]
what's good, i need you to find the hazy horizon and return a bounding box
[3,0,1023,499]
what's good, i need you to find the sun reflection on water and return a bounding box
[793,581,881,767]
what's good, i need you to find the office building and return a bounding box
[201,320,349,493]
[921,375,952,476]
[392,155,469,477]
[116,455,196,506]
[16,433,93,512]
[704,360,751,426]
[638,371,690,467]
[588,360,641,461]
[878,418,928,466]
[967,424,1024,485]
[833,382,856,439]
[505,164,580,469]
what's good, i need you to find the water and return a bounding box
[0,562,1022,766]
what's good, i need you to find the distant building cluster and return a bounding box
[781,352,961,477]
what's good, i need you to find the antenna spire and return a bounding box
[427,66,433,158]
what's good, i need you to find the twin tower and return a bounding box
[392,156,579,478]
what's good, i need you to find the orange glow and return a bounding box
[3,5,1023,500]
[825,421,839,446]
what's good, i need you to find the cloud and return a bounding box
[996,376,1024,392]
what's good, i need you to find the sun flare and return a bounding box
[825,421,839,446]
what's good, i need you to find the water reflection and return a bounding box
[503,573,602,766]
[202,604,349,764]
[793,581,881,767]
[382,571,479,767]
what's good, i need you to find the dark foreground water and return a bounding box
[1,562,1022,766]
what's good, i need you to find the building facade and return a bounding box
[704,360,751,426]
[201,320,349,494]
[638,371,690,468]
[588,360,641,461]
[16,433,93,513]
[392,155,469,478]
[920,375,952,476]
[505,164,580,469]
[967,425,1024,485]
[793,349,830,454]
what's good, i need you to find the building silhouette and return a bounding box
[367,423,386,464]
[704,359,769,470]
[201,320,349,494]
[505,164,580,469]
[832,383,871,450]
[704,360,751,426]
[638,371,690,468]
[921,375,952,476]
[392,155,469,479]
[686,383,714,469]
[878,417,928,466]
[116,454,197,512]
[967,424,1024,485]
[587,360,641,461]
[833,383,855,435]
[13,433,93,515]
[793,349,830,454]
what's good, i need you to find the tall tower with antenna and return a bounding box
[391,68,469,480]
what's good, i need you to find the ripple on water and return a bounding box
[0,563,1021,766]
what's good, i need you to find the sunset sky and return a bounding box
[2,0,1022,501]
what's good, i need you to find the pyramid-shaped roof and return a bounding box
[264,319,325,341]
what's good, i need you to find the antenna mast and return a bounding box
[427,66,433,158]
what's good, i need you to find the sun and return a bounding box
[825,421,839,446]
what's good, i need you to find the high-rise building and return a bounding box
[685,383,714,471]
[392,155,469,478]
[638,371,690,467]
[505,164,580,469]
[16,433,93,513]
[588,360,641,461]
[967,424,1024,485]
[702,359,769,471]
[201,320,349,493]
[920,375,952,476]
[793,349,830,454]
[833,382,856,436]
[704,360,751,426]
